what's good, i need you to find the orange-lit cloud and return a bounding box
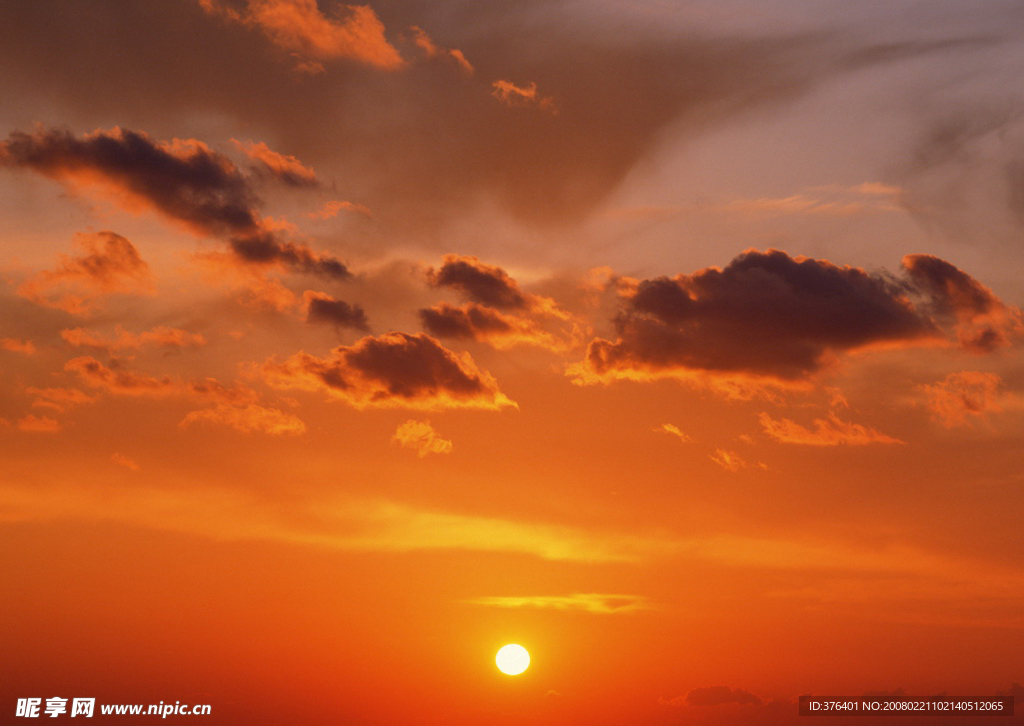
[231,138,317,186]
[918,371,1004,427]
[110,453,140,471]
[303,290,369,331]
[709,449,764,472]
[391,419,452,457]
[16,231,153,314]
[183,379,306,435]
[574,250,1017,389]
[491,80,557,114]
[233,274,300,312]
[61,326,206,351]
[180,401,306,435]
[717,182,905,217]
[759,411,904,446]
[719,194,867,216]
[409,26,472,73]
[200,0,404,73]
[257,331,517,410]
[0,484,670,563]
[656,423,692,442]
[64,356,303,434]
[465,593,654,614]
[65,356,178,397]
[15,414,61,433]
[0,338,36,355]
[308,199,371,219]
[27,387,97,412]
[1,126,349,279]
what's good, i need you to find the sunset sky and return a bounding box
[2,1,1023,724]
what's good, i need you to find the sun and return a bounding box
[495,644,530,675]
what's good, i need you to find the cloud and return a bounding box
[182,378,306,435]
[1,4,980,234]
[719,194,865,217]
[682,686,763,707]
[0,484,673,563]
[391,419,452,457]
[918,371,1004,427]
[257,331,517,410]
[573,250,1018,388]
[65,356,178,397]
[409,26,472,73]
[426,254,530,310]
[61,325,206,351]
[199,0,404,73]
[231,138,317,186]
[64,356,303,434]
[0,338,36,355]
[464,593,654,614]
[418,302,565,350]
[656,423,692,442]
[308,199,371,219]
[491,80,557,114]
[228,233,351,279]
[303,290,369,331]
[2,126,259,236]
[421,255,578,351]
[232,274,300,311]
[709,449,765,472]
[0,126,349,279]
[759,412,903,446]
[903,254,1022,352]
[26,387,97,412]
[16,231,153,314]
[3,476,1024,588]
[111,453,140,471]
[15,414,61,433]
[179,401,306,435]
[715,183,904,217]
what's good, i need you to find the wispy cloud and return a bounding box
[464,593,655,614]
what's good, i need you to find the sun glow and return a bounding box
[495,644,530,675]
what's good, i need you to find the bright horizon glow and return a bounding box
[495,644,530,675]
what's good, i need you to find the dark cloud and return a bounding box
[685,686,762,707]
[258,331,516,409]
[0,126,259,236]
[419,302,514,339]
[427,255,529,310]
[418,301,570,351]
[904,254,1000,319]
[229,234,350,279]
[0,125,349,279]
[580,250,939,382]
[903,254,1021,352]
[304,290,369,331]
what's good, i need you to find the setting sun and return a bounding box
[495,644,530,676]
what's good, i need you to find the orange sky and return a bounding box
[1,1,1023,724]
